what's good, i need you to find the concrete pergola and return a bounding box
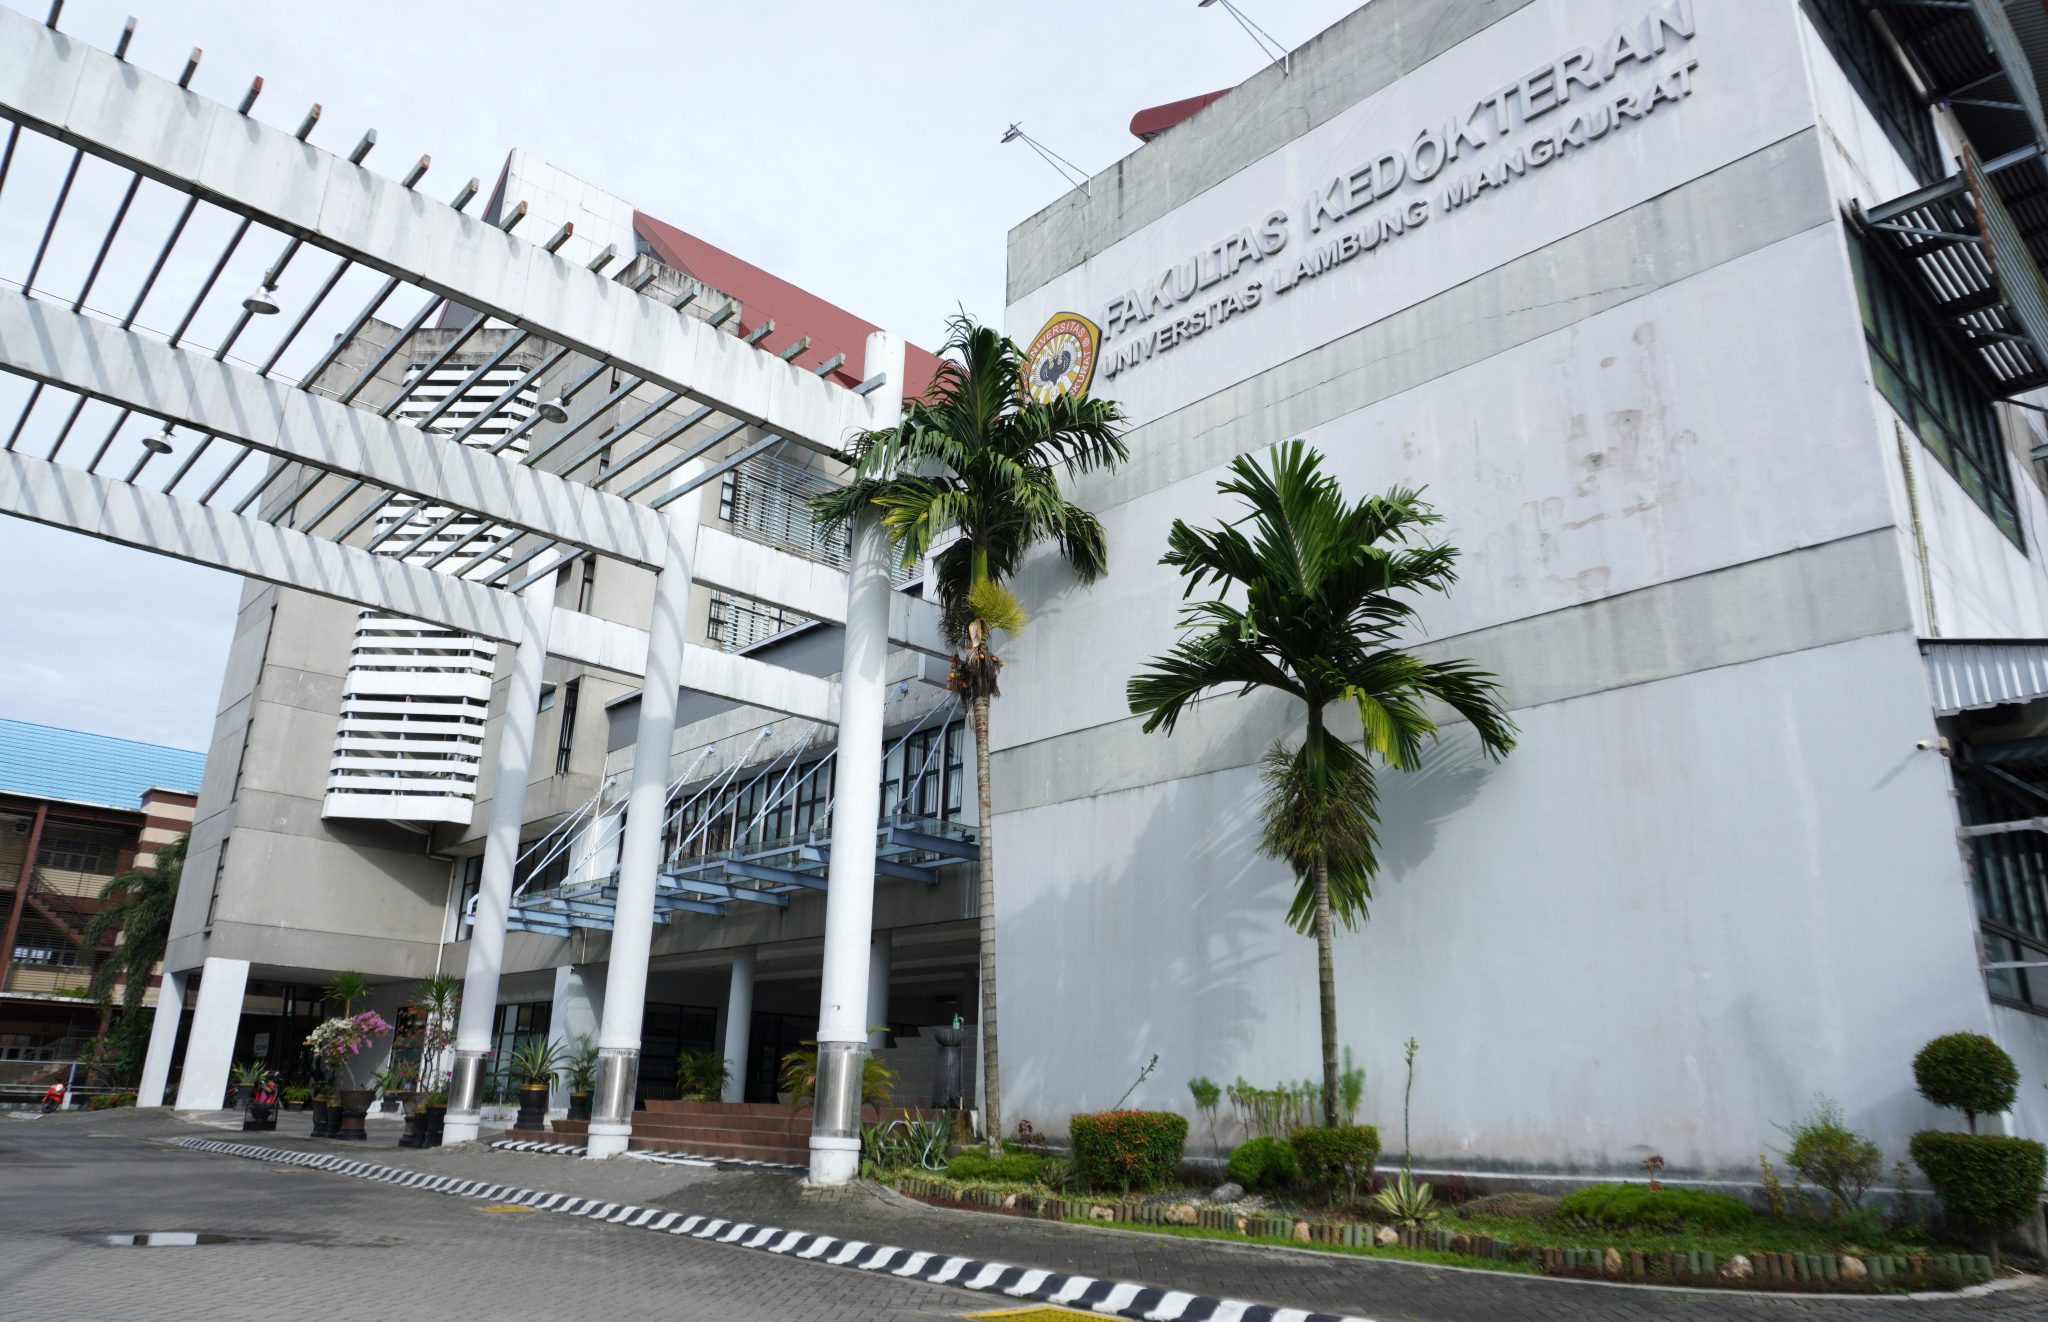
[0,5,926,1182]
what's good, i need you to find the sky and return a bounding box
[0,0,1367,753]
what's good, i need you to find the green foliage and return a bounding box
[1373,1169,1440,1225]
[863,1117,949,1175]
[1226,1135,1299,1191]
[1912,1034,2020,1131]
[79,834,184,1017]
[322,970,370,1014]
[1227,1077,1315,1140]
[1339,1048,1364,1126]
[778,1037,897,1112]
[945,1150,1047,1184]
[229,1059,274,1087]
[1036,1156,1078,1193]
[675,1050,731,1101]
[1069,1110,1188,1192]
[1758,1151,1788,1219]
[504,1037,562,1088]
[565,1034,600,1092]
[1290,1124,1380,1203]
[1187,1076,1221,1111]
[1778,1095,1882,1215]
[88,1091,137,1110]
[281,1084,311,1105]
[1461,1191,1563,1221]
[1558,1184,1753,1234]
[1909,1131,2047,1237]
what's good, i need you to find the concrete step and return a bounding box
[631,1112,809,1135]
[627,1134,807,1164]
[626,1123,808,1150]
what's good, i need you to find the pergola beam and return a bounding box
[693,525,948,657]
[0,290,668,567]
[0,7,878,457]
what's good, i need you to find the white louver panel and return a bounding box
[323,364,535,825]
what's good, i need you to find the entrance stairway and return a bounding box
[510,1100,934,1164]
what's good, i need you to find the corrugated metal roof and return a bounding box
[1922,640,2048,714]
[0,717,204,810]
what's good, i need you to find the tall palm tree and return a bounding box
[815,314,1127,1153]
[80,832,186,1017]
[1127,443,1515,1127]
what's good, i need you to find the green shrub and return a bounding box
[1069,1110,1187,1192]
[1558,1183,1753,1233]
[675,1049,731,1101]
[1909,1131,2047,1240]
[945,1150,1047,1184]
[1780,1095,1882,1215]
[1289,1124,1379,1202]
[1226,1135,1299,1191]
[1912,1034,2020,1131]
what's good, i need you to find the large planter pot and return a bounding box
[334,1088,374,1142]
[566,1091,592,1123]
[399,1109,432,1148]
[384,1089,416,1116]
[223,1084,243,1110]
[311,1098,336,1137]
[242,1101,277,1132]
[514,1084,549,1131]
[425,1102,447,1148]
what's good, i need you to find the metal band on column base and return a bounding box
[440,1050,487,1144]
[585,1047,640,1158]
[806,1040,866,1184]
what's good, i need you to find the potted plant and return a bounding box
[232,1062,277,1131]
[676,1049,732,1102]
[370,1064,412,1115]
[423,1088,448,1147]
[304,1006,393,1142]
[779,1033,897,1127]
[281,1083,311,1111]
[505,1038,563,1132]
[564,1034,598,1123]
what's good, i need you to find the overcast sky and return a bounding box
[0,0,1364,752]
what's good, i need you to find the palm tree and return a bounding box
[815,314,1127,1153]
[1127,443,1515,1127]
[80,833,185,1017]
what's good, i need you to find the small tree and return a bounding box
[1129,444,1513,1126]
[1910,1032,2044,1267]
[1778,1095,1882,1216]
[1912,1033,2018,1134]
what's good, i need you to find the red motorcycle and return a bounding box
[39,1081,66,1114]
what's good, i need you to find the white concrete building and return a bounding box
[995,0,2048,1173]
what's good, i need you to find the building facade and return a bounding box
[0,718,201,1063]
[996,0,2048,1172]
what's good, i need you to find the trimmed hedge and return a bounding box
[1290,1124,1379,1197]
[1069,1110,1187,1192]
[1227,1135,1299,1190]
[1910,1131,2048,1237]
[944,1150,1046,1184]
[1912,1034,2020,1128]
[1558,1183,1753,1233]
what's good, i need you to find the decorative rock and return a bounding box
[1838,1256,1866,1281]
[1721,1255,1753,1280]
[1210,1182,1245,1204]
[1165,1204,1198,1226]
[1603,1248,1623,1275]
[1088,1206,1115,1222]
[1450,1234,1471,1255]
[1236,1216,1250,1235]
[1292,1221,1312,1244]
[1375,1225,1400,1246]
[1002,1193,1019,1209]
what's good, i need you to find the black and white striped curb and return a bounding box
[490,1138,806,1174]
[177,1138,1368,1322]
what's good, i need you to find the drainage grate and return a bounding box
[94,1232,261,1247]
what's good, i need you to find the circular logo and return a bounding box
[1021,312,1101,403]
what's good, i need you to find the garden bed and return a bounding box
[885,1173,1998,1294]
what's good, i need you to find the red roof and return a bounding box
[634,212,941,402]
[1129,90,1231,142]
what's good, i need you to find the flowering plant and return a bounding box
[305,1011,394,1090]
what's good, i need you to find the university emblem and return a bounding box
[1021,312,1101,403]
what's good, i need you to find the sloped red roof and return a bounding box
[634,212,941,402]
[1130,90,1231,142]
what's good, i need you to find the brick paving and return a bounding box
[12,1109,2048,1322]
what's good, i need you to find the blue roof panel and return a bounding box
[0,718,206,811]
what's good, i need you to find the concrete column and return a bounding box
[808,326,906,1185]
[588,533,692,1158]
[721,947,756,1103]
[546,964,605,1112]
[173,956,249,1110]
[866,930,892,1051]
[443,580,556,1144]
[136,967,186,1108]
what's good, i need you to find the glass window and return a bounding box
[553,680,581,776]
[1848,233,2021,546]
[902,723,967,822]
[1803,0,1942,183]
[36,839,104,872]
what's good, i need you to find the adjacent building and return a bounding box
[0,718,201,1062]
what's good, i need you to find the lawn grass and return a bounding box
[1443,1209,1936,1259]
